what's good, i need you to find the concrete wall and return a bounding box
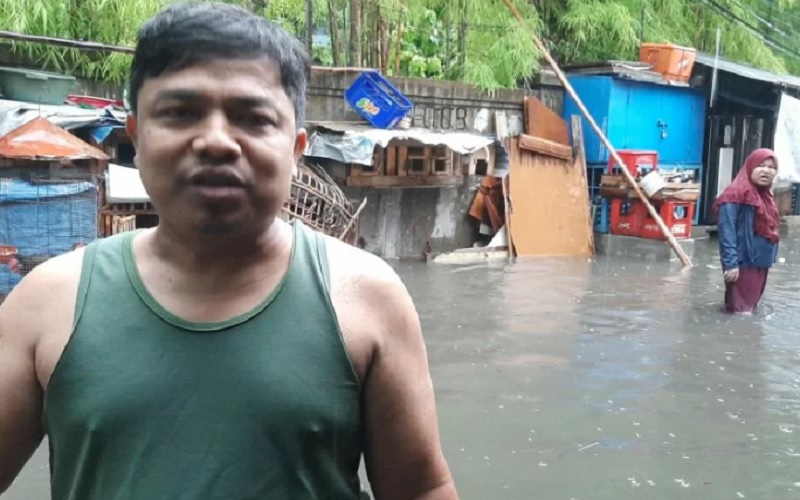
[344,178,482,259]
[309,68,562,132]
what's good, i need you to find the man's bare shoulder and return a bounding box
[322,234,409,305]
[0,248,85,324]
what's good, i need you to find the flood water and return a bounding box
[6,231,800,499]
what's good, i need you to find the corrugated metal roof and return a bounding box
[694,52,800,90]
[564,61,690,87]
[0,117,109,162]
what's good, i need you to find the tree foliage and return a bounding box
[1,0,800,90]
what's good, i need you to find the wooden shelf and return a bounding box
[347,141,495,188]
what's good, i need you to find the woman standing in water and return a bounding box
[715,149,781,313]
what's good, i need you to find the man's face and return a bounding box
[127,58,306,236]
[750,157,777,188]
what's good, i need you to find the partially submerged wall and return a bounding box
[312,70,564,259]
[344,178,482,259]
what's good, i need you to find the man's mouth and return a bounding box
[189,170,246,188]
[186,170,249,202]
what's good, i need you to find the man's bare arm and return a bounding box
[0,251,81,493]
[358,268,457,500]
[0,275,46,492]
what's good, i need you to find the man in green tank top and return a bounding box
[0,2,457,499]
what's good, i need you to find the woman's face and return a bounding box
[750,157,777,188]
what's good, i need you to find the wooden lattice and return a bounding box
[282,163,356,238]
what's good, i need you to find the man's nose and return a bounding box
[192,112,242,161]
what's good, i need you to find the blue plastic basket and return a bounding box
[344,71,413,129]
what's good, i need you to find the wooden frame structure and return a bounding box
[346,140,495,188]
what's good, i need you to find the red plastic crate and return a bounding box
[609,198,644,237]
[607,150,659,176]
[640,201,695,240]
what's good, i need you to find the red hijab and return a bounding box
[714,148,780,243]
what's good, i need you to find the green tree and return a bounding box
[2,0,800,90]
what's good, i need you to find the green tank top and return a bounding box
[43,221,363,499]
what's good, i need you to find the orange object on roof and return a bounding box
[639,43,696,82]
[0,117,108,161]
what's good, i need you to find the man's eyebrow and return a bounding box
[153,90,278,109]
[153,89,204,102]
[228,96,279,109]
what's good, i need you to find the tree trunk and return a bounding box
[378,5,389,72]
[305,0,313,54]
[349,0,362,67]
[457,0,467,78]
[444,8,451,76]
[393,0,406,74]
[328,0,341,66]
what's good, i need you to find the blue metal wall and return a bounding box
[563,75,707,227]
[563,76,707,166]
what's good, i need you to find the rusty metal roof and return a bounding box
[0,117,109,161]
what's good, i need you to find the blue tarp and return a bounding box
[0,178,96,202]
[0,179,98,294]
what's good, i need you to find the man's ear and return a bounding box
[293,128,308,167]
[126,114,139,148]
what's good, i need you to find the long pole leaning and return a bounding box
[500,0,693,268]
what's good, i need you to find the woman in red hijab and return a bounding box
[714,148,780,313]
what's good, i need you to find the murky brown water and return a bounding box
[6,232,800,499]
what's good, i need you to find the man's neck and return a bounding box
[149,217,293,274]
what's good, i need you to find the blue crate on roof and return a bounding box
[345,71,413,129]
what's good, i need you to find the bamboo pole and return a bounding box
[339,197,368,240]
[500,0,693,267]
[0,30,134,53]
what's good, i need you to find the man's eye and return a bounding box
[159,107,199,120]
[241,114,274,127]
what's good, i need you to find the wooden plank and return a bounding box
[397,146,408,176]
[502,175,514,257]
[571,116,594,255]
[346,175,465,188]
[373,147,385,176]
[518,134,573,161]
[386,146,397,176]
[524,96,570,146]
[423,147,433,175]
[507,138,592,257]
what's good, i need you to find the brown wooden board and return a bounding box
[524,96,569,146]
[518,134,573,161]
[507,138,592,257]
[346,175,465,188]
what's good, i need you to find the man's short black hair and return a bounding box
[129,1,311,127]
